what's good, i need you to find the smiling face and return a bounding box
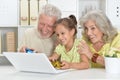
[84,20,104,44]
[55,24,74,46]
[38,14,57,38]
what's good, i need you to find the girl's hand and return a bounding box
[48,56,57,62]
[60,61,71,69]
[48,53,59,62]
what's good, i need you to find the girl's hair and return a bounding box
[54,15,77,36]
[79,10,117,43]
[39,4,61,20]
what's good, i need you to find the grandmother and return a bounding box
[78,10,120,68]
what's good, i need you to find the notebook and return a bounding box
[3,52,70,74]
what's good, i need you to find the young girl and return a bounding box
[49,15,89,70]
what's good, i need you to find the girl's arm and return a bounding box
[61,54,90,70]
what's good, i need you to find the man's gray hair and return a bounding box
[40,4,61,20]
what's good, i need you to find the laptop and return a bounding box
[3,52,70,74]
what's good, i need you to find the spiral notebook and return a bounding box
[3,52,70,74]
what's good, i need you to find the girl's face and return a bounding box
[84,20,104,44]
[55,24,74,46]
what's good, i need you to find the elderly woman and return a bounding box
[78,10,120,68]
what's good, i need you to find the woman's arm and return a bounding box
[77,40,105,66]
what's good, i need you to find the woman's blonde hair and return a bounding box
[79,10,117,43]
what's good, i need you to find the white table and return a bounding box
[0,66,120,80]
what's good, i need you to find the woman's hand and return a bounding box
[77,40,92,59]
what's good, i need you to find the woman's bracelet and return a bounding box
[91,53,99,63]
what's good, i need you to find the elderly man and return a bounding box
[18,4,61,56]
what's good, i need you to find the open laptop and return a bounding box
[3,52,70,74]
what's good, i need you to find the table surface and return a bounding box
[0,66,120,80]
